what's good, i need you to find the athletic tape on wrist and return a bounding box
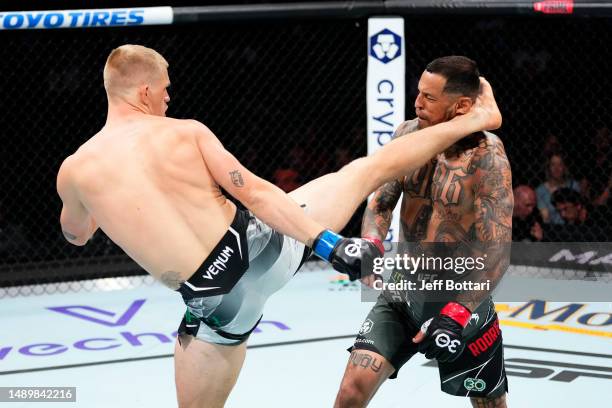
[362,235,385,254]
[313,230,341,261]
[440,302,472,328]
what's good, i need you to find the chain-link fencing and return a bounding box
[1,13,610,295]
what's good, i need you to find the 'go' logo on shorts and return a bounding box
[464,377,486,392]
[434,333,461,353]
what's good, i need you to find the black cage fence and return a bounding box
[0,11,610,290]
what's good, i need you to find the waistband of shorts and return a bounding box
[177,208,251,299]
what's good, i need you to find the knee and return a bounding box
[335,380,369,408]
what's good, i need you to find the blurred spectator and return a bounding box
[542,133,562,159]
[536,153,580,224]
[552,188,587,225]
[545,188,610,241]
[272,168,301,192]
[512,185,543,241]
[581,126,612,207]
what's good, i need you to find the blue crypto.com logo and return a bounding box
[369,29,402,64]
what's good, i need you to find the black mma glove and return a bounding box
[312,230,383,281]
[414,302,471,362]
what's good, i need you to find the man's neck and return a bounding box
[106,101,149,125]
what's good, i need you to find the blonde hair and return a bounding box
[103,44,168,98]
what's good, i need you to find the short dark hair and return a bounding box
[425,56,480,99]
[551,188,582,206]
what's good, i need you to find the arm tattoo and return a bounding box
[470,394,507,408]
[160,271,184,290]
[62,230,78,241]
[229,170,244,187]
[471,137,513,243]
[458,137,513,311]
[361,180,402,239]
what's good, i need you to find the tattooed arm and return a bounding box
[361,180,402,241]
[458,135,513,311]
[193,121,323,246]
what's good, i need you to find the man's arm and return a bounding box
[458,136,513,311]
[193,122,323,247]
[57,158,98,246]
[361,120,413,242]
[361,180,402,241]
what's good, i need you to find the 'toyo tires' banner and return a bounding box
[0,7,173,30]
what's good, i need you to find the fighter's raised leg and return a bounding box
[290,77,501,234]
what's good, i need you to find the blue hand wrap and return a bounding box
[313,230,341,261]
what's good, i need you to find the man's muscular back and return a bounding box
[60,116,236,288]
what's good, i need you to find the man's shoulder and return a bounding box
[393,118,420,139]
[475,131,508,159]
[154,117,214,140]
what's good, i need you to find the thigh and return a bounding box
[174,337,247,408]
[336,349,396,407]
[351,296,420,378]
[335,297,419,406]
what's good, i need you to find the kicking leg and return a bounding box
[290,78,501,232]
[174,337,246,408]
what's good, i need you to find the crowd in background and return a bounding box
[512,126,611,242]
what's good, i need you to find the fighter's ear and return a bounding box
[455,96,473,115]
[138,84,149,105]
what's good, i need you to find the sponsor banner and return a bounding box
[366,17,405,249]
[511,242,612,272]
[0,7,173,30]
[496,300,612,334]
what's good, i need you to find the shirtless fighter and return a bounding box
[335,56,513,408]
[56,46,502,408]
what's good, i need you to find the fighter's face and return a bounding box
[414,71,457,128]
[145,68,171,117]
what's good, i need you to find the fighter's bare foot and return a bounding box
[473,77,502,131]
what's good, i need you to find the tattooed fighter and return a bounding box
[56,46,503,408]
[335,56,513,408]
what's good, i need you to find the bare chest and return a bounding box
[400,151,479,242]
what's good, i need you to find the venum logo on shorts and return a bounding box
[202,246,234,279]
[369,29,402,64]
[359,319,374,335]
[464,377,486,392]
[467,318,501,357]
